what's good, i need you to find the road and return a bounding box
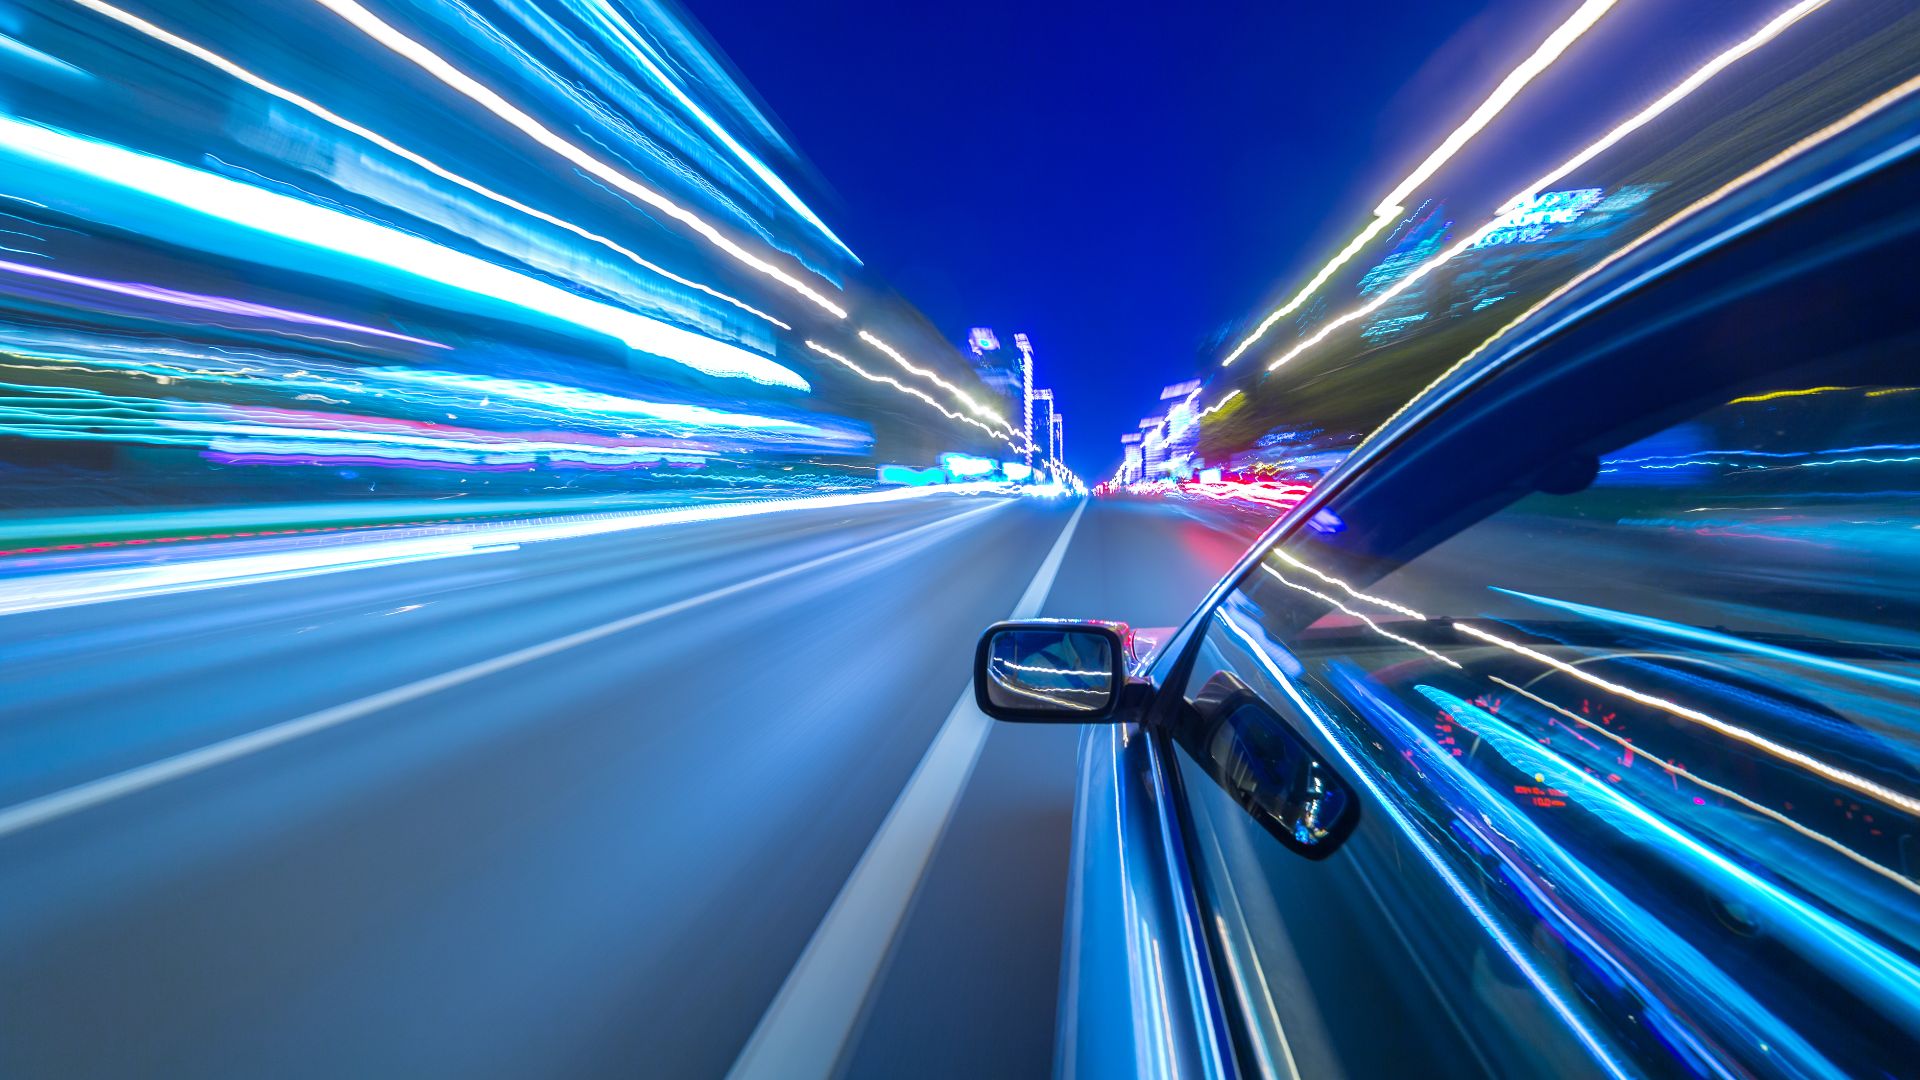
[0,493,1265,1078]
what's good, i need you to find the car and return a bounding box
[973,96,1920,1078]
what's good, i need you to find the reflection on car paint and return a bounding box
[1210,607,1633,1078]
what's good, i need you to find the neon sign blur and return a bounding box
[1471,188,1603,247]
[0,114,810,390]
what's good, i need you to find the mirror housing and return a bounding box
[974,620,1138,723]
[1174,672,1360,858]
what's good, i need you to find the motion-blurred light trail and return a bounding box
[1219,0,1619,367]
[0,497,1014,840]
[1374,0,1620,214]
[0,114,811,389]
[1258,563,1460,668]
[1494,586,1920,696]
[0,533,521,619]
[805,339,1029,454]
[857,330,1019,435]
[1488,677,1920,900]
[1219,213,1395,368]
[1267,548,1427,620]
[0,344,861,458]
[0,482,1013,618]
[563,0,858,260]
[62,0,795,331]
[1453,622,1920,817]
[0,256,445,348]
[1196,387,1242,419]
[311,0,851,320]
[1261,0,1836,377]
[1356,68,1920,450]
[1214,609,1633,1080]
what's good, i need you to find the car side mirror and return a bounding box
[974,621,1140,722]
[1174,672,1360,858]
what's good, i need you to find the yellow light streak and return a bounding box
[1728,386,1854,404]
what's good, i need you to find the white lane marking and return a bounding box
[728,497,1088,1080]
[0,483,1011,618]
[0,501,1009,840]
[0,541,519,618]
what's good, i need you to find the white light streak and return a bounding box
[1378,0,1619,213]
[1259,563,1459,668]
[1500,0,1830,218]
[1220,0,1618,367]
[1221,214,1395,366]
[1356,69,1920,452]
[804,340,1024,453]
[1213,611,1630,1080]
[0,115,810,389]
[1489,677,1920,900]
[1265,551,1428,619]
[857,330,1017,434]
[1265,0,1834,376]
[311,0,849,319]
[1197,388,1242,419]
[1455,622,1920,817]
[0,483,1008,619]
[64,0,792,331]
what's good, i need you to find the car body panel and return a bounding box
[1056,93,1920,1079]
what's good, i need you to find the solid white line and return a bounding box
[0,500,1009,840]
[728,497,1088,1080]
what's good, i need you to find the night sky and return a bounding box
[675,0,1707,476]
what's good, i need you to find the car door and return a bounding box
[1148,112,1920,1078]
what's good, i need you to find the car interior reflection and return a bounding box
[1488,676,1920,899]
[1453,621,1920,817]
[1209,608,1636,1079]
[1171,670,1360,856]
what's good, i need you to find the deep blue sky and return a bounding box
[678,0,1579,475]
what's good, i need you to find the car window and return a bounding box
[1169,378,1920,1078]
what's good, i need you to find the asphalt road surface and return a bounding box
[0,493,1266,1078]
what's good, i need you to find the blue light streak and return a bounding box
[1417,685,1920,1043]
[1491,586,1920,696]
[1212,609,1633,1079]
[0,113,811,390]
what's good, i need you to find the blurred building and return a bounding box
[1118,433,1144,483]
[1112,380,1210,484]
[965,327,1024,411]
[1448,184,1658,316]
[1358,202,1452,343]
[1032,388,1060,463]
